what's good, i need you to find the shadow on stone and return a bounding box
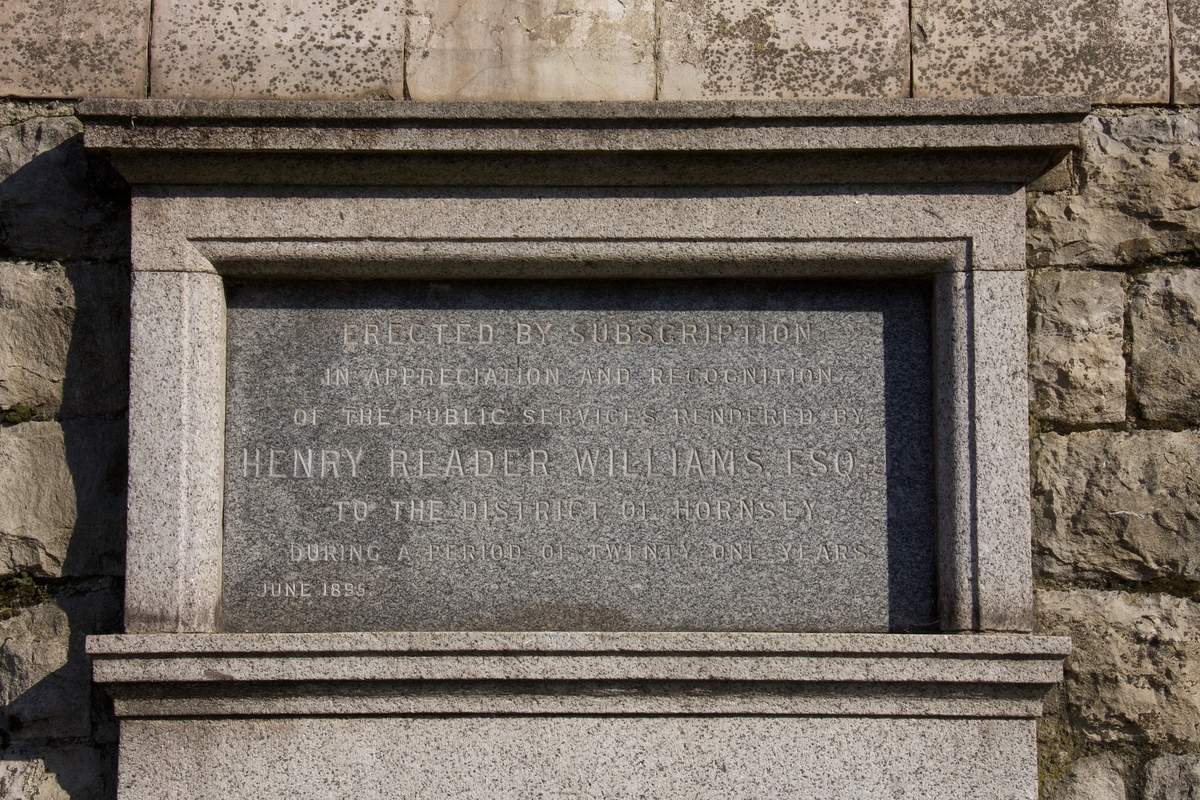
[0,743,113,800]
[59,259,130,578]
[0,584,121,744]
[0,117,129,263]
[59,419,127,578]
[59,264,130,420]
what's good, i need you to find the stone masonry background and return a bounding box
[1,0,1198,797]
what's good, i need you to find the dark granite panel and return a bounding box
[221,280,935,632]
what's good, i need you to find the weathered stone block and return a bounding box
[0,587,121,741]
[406,0,655,101]
[1143,754,1200,800]
[1131,271,1200,424]
[1037,589,1200,744]
[1046,755,1128,800]
[0,104,131,262]
[0,261,129,418]
[1028,153,1075,193]
[0,603,75,738]
[1034,431,1200,588]
[0,263,72,415]
[150,0,404,99]
[0,746,108,800]
[1173,0,1200,104]
[658,0,909,99]
[0,420,126,577]
[0,0,149,98]
[912,0,1169,102]
[1028,112,1200,268]
[1029,270,1126,424]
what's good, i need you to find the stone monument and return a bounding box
[81,98,1084,798]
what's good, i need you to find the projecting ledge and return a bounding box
[77,97,1089,186]
[89,632,1067,719]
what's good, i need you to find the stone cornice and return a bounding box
[78,97,1089,187]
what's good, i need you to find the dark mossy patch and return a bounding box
[1,403,35,424]
[0,572,53,620]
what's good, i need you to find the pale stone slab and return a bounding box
[1034,431,1200,588]
[970,270,1033,631]
[126,269,225,632]
[1174,0,1200,104]
[135,189,1027,272]
[0,261,129,418]
[0,263,74,415]
[117,716,1037,799]
[77,100,1069,800]
[406,0,655,101]
[1143,755,1200,800]
[658,0,909,99]
[1029,270,1126,424]
[0,0,149,98]
[87,630,1072,656]
[90,634,1066,685]
[79,98,1088,187]
[932,270,1033,631]
[87,630,1068,716]
[1037,589,1200,744]
[112,183,1033,634]
[0,420,126,577]
[1046,755,1128,800]
[1131,271,1200,424]
[912,0,1170,103]
[150,0,404,99]
[1028,111,1200,268]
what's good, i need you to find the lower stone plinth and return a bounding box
[120,716,1034,799]
[88,632,1067,799]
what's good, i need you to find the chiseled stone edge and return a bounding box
[89,632,1067,718]
[105,689,1053,719]
[79,99,1086,189]
[933,271,1034,631]
[87,631,1070,656]
[78,96,1092,121]
[125,266,224,633]
[138,190,1024,271]
[77,98,1087,159]
[971,271,1033,631]
[89,653,1067,684]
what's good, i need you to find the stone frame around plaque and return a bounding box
[73,98,1092,637]
[76,98,1087,800]
[131,192,1021,634]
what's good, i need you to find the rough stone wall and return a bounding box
[1030,108,1200,800]
[0,100,128,798]
[1,1,1198,798]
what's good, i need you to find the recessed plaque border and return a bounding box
[123,187,1029,636]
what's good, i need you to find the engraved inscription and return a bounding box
[221,280,937,632]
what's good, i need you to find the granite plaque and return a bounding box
[221,280,936,632]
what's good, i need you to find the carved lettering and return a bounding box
[224,283,927,632]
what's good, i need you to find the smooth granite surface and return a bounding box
[117,716,1038,799]
[221,279,935,633]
